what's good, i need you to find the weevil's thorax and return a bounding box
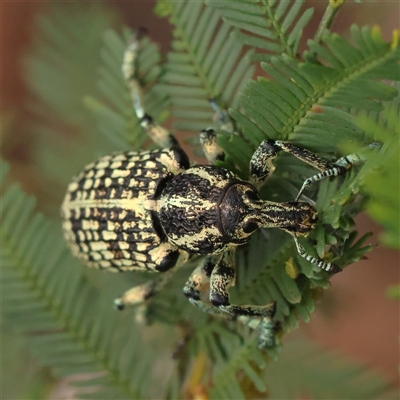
[158,165,255,254]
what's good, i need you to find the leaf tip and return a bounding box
[391,29,399,50]
[285,257,300,279]
[154,0,173,17]
[371,25,383,43]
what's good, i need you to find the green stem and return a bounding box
[314,0,346,44]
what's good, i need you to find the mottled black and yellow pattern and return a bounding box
[61,33,375,348]
[62,148,190,272]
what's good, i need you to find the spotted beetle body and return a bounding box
[62,147,319,273]
[62,147,190,272]
[60,34,366,349]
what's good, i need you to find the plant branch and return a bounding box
[314,0,346,44]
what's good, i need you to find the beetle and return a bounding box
[61,35,370,348]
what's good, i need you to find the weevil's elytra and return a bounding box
[62,33,376,348]
[62,148,191,273]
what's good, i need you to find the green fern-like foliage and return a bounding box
[355,82,400,248]
[1,159,184,399]
[3,1,399,399]
[156,0,255,133]
[207,0,315,61]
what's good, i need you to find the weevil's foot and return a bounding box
[113,297,125,311]
[258,318,281,349]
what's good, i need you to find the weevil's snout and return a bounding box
[220,183,318,242]
[287,201,317,234]
[254,199,318,234]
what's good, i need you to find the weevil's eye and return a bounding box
[243,221,258,234]
[245,190,259,202]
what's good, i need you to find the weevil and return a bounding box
[61,34,375,348]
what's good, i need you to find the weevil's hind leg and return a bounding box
[122,33,179,149]
[291,232,341,274]
[249,140,280,189]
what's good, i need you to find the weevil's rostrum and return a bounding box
[62,33,373,349]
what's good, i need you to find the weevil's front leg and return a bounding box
[274,141,346,201]
[122,35,179,149]
[291,232,341,274]
[184,251,275,318]
[210,249,276,318]
[274,141,381,201]
[249,140,280,189]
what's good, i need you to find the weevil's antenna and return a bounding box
[291,232,341,274]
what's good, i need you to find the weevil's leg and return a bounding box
[199,98,234,165]
[139,114,180,149]
[258,317,280,348]
[122,34,179,148]
[210,249,277,318]
[114,272,175,310]
[185,253,278,348]
[249,140,280,189]
[238,315,280,349]
[291,232,341,274]
[273,141,345,201]
[273,141,381,201]
[183,256,215,300]
[200,129,225,164]
[115,247,190,310]
[334,141,382,168]
[184,255,233,316]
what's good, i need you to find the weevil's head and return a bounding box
[220,182,318,242]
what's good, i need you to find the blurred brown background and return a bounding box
[2,0,399,389]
